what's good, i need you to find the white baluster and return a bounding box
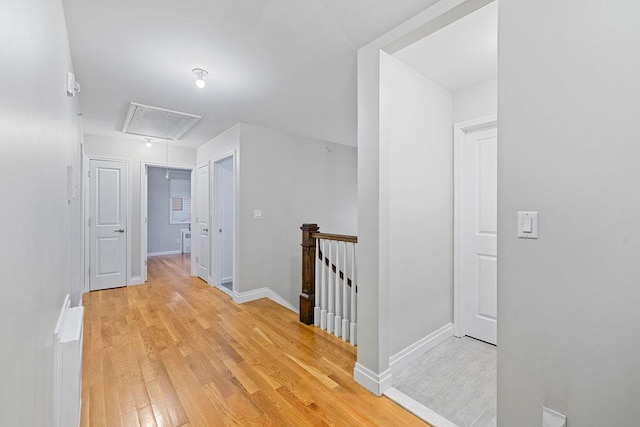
[334,241,342,337]
[320,239,327,330]
[313,238,320,327]
[342,241,349,341]
[327,240,334,334]
[350,243,357,346]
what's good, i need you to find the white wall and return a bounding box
[84,135,196,279]
[453,77,497,123]
[355,0,490,395]
[196,123,357,307]
[0,0,83,424]
[147,167,191,255]
[197,124,240,163]
[239,124,357,306]
[381,53,454,355]
[499,1,640,425]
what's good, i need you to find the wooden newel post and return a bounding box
[300,223,319,325]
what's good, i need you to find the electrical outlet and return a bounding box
[253,209,263,219]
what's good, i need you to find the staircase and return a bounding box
[300,224,358,345]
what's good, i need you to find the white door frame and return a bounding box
[140,161,195,282]
[453,114,497,338]
[212,151,237,292]
[83,155,132,294]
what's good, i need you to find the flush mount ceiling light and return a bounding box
[192,68,208,88]
[144,137,153,148]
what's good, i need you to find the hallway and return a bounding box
[80,255,426,426]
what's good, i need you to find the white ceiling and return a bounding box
[393,1,497,92]
[62,0,443,148]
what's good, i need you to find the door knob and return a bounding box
[115,228,125,233]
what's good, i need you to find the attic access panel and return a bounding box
[122,102,201,140]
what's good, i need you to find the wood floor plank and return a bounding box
[87,381,105,427]
[81,254,427,426]
[101,348,124,427]
[145,379,178,427]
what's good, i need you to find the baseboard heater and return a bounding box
[54,294,84,427]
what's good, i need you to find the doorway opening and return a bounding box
[384,1,498,425]
[141,164,194,283]
[212,153,235,294]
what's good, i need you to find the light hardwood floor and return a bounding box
[81,254,426,426]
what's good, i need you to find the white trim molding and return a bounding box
[389,323,454,375]
[217,286,299,314]
[147,250,182,257]
[82,154,90,294]
[354,363,393,396]
[215,283,235,298]
[128,276,144,286]
[384,387,458,427]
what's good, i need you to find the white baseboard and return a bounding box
[147,250,181,256]
[221,287,298,314]
[221,276,233,284]
[215,283,234,298]
[354,363,393,396]
[128,276,144,286]
[389,323,453,375]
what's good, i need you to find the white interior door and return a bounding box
[462,125,497,345]
[196,164,210,281]
[215,156,234,287]
[90,159,128,291]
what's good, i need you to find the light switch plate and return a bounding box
[517,211,538,239]
[543,407,566,427]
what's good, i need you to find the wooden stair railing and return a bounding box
[318,248,355,289]
[300,224,320,326]
[300,223,358,345]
